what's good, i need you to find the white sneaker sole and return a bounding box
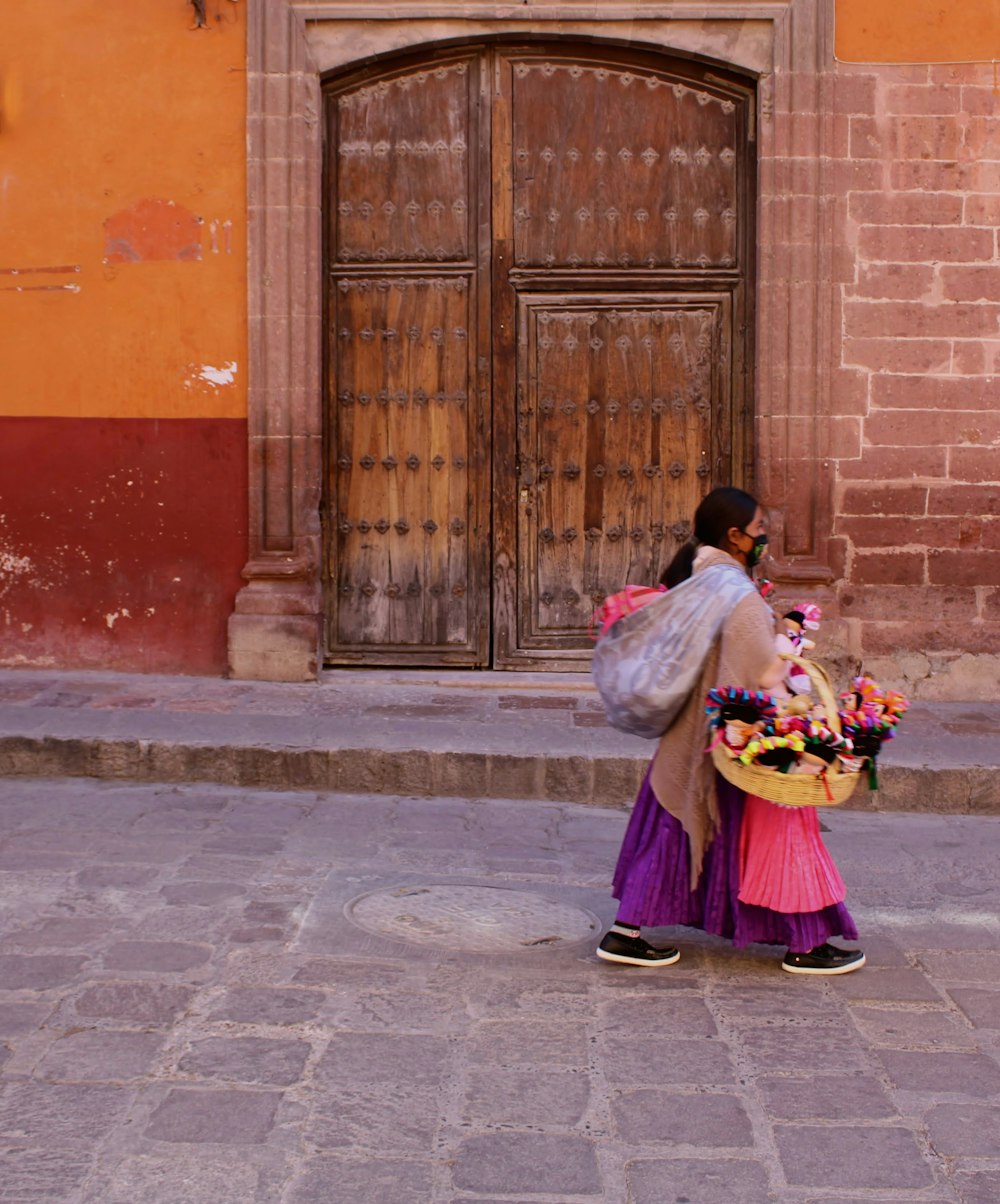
[596,947,681,967]
[782,953,866,975]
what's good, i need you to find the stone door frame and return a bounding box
[228,0,838,681]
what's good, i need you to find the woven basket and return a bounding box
[710,654,861,808]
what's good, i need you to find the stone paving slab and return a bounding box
[3,776,1000,1201]
[1,667,999,812]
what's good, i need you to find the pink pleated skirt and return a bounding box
[738,793,847,913]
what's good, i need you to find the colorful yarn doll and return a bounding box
[705,688,778,752]
[738,733,806,771]
[789,722,855,802]
[837,676,910,788]
[720,704,764,751]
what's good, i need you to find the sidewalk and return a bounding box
[0,666,998,812]
[1,775,1000,1202]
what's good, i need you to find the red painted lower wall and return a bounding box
[0,418,247,675]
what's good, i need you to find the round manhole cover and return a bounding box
[346,885,600,951]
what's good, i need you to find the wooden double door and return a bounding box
[324,43,756,668]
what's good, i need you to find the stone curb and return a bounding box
[1,734,997,813]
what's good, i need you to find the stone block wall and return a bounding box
[825,62,1000,699]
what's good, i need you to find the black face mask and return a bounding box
[743,531,768,568]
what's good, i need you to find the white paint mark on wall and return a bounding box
[0,264,82,294]
[0,282,81,294]
[206,219,234,255]
[104,608,132,629]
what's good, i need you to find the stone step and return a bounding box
[0,668,997,813]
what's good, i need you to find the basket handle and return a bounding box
[778,653,841,737]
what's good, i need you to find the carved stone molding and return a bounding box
[229,0,835,679]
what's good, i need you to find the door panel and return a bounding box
[332,276,479,651]
[509,57,741,271]
[326,55,489,664]
[516,295,724,651]
[334,60,474,264]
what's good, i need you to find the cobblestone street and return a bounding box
[9,2,1000,1199]
[2,776,1000,1202]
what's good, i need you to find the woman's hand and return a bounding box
[758,654,787,691]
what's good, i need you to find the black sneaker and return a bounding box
[782,943,866,976]
[597,930,680,967]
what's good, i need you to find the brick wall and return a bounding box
[829,63,1000,699]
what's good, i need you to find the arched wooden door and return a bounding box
[324,44,755,668]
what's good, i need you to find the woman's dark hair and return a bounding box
[660,486,759,588]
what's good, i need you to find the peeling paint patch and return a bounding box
[184,361,238,390]
[0,516,62,596]
[0,544,34,599]
[104,608,132,629]
[0,549,33,575]
[103,198,203,263]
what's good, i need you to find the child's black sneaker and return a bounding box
[597,929,680,967]
[782,943,865,975]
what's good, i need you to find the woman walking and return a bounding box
[596,487,865,975]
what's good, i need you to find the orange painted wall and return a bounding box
[837,0,1000,63]
[0,0,246,419]
[0,0,248,675]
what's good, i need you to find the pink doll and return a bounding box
[774,602,821,697]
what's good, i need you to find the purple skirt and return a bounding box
[612,770,859,954]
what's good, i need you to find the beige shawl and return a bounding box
[648,547,779,887]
